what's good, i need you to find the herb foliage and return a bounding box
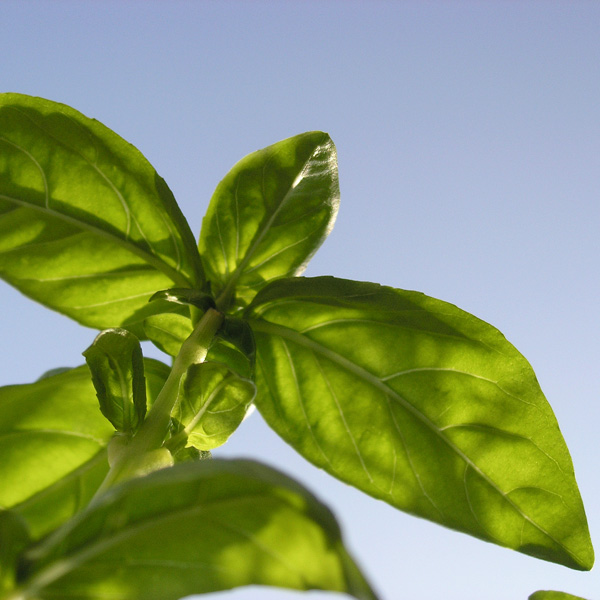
[0,94,594,600]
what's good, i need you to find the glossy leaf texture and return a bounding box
[0,94,203,334]
[198,132,339,311]
[83,328,147,434]
[529,592,589,600]
[246,276,594,570]
[0,360,169,540]
[20,460,378,600]
[170,362,256,451]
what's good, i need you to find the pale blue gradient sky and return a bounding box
[1,2,599,599]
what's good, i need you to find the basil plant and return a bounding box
[0,94,594,600]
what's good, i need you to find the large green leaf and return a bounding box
[0,360,169,540]
[20,460,378,600]
[246,276,594,570]
[83,328,147,434]
[0,94,203,333]
[198,132,339,311]
[529,592,590,600]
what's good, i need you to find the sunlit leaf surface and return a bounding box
[199,132,339,311]
[247,276,594,570]
[21,460,378,600]
[144,311,192,357]
[0,94,203,333]
[172,362,256,450]
[83,328,147,434]
[0,360,169,539]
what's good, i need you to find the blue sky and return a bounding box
[1,2,599,599]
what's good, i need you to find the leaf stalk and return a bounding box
[91,307,224,497]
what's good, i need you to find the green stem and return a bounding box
[92,307,224,497]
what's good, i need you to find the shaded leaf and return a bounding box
[149,287,215,311]
[207,339,254,380]
[198,131,339,311]
[83,328,147,433]
[171,446,211,463]
[0,360,169,540]
[171,362,256,451]
[0,510,30,594]
[0,93,203,333]
[21,460,378,600]
[246,276,594,570]
[36,367,72,381]
[217,316,256,374]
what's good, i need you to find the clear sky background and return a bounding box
[1,2,599,599]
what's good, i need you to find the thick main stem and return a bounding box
[92,307,224,496]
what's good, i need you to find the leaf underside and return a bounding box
[0,360,169,540]
[247,276,594,570]
[199,131,339,311]
[21,460,378,600]
[83,328,147,434]
[0,93,203,334]
[172,361,256,450]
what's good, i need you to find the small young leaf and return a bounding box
[217,316,256,373]
[529,592,590,600]
[171,446,211,463]
[207,338,254,380]
[21,460,378,600]
[246,276,594,571]
[0,93,204,334]
[171,361,256,451]
[198,131,339,311]
[83,328,147,434]
[0,361,169,540]
[0,510,30,593]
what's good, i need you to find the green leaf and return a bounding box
[171,362,256,451]
[0,510,30,594]
[144,310,193,357]
[198,132,339,311]
[36,367,72,380]
[20,460,378,600]
[0,360,169,540]
[207,339,254,380]
[83,328,147,434]
[144,312,256,379]
[246,276,594,570]
[217,316,256,373]
[0,93,203,333]
[149,287,216,311]
[529,592,590,600]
